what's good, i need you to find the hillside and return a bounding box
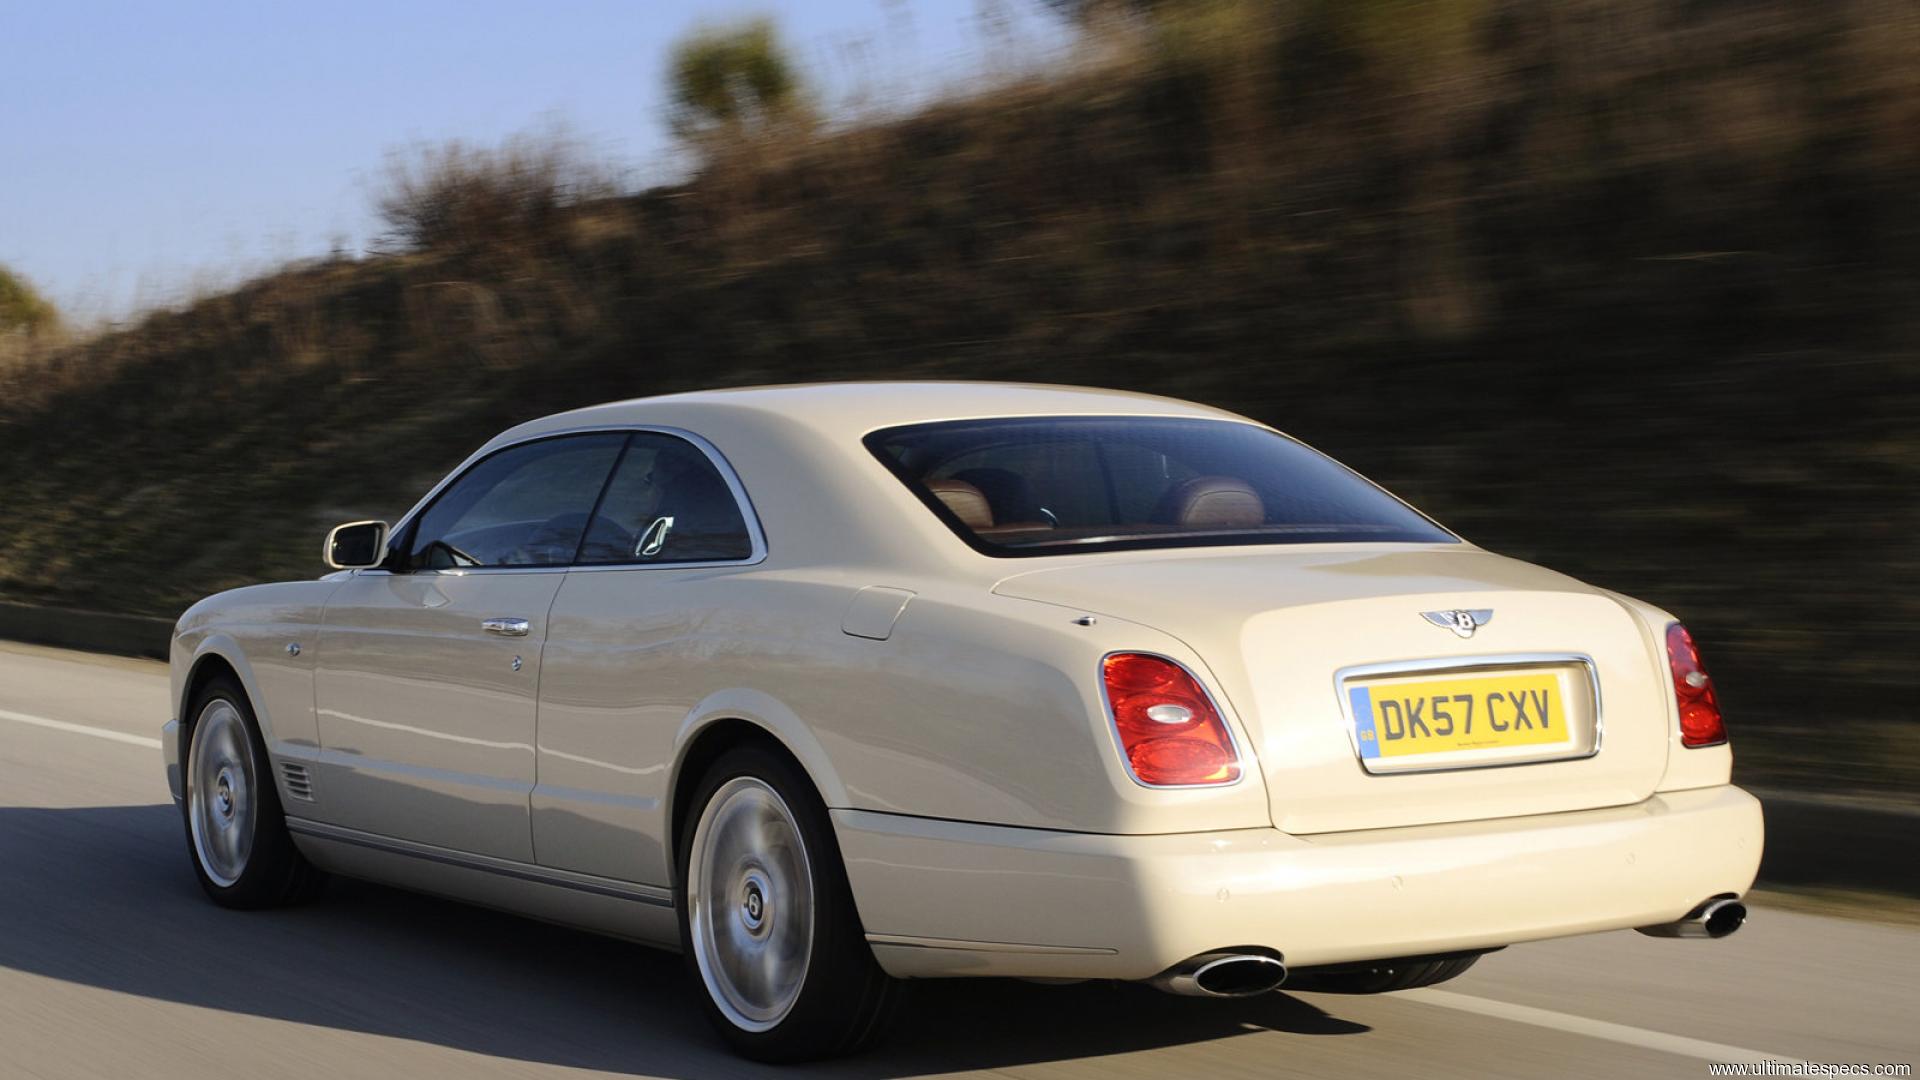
[2,0,1916,796]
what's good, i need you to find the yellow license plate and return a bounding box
[1348,671,1568,762]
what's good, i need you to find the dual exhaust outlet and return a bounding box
[1153,895,1744,999]
[1149,951,1289,998]
[1151,895,1744,998]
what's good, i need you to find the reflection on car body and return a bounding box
[160,382,1761,1062]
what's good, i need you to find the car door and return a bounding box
[311,432,627,861]
[533,429,764,883]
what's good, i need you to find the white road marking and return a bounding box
[1399,988,1810,1066]
[0,708,162,750]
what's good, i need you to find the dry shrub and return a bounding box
[374,126,618,251]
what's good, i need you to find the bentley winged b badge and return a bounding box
[1422,609,1493,638]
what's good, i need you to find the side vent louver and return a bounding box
[279,762,316,802]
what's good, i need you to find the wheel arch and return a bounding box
[667,691,849,887]
[178,637,273,751]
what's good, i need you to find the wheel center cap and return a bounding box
[740,875,769,933]
[215,774,234,817]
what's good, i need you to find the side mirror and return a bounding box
[324,520,390,570]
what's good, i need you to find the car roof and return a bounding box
[498,381,1247,445]
[414,382,1279,574]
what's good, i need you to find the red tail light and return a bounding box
[1101,653,1241,786]
[1665,623,1727,748]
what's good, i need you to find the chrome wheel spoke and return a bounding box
[187,699,257,888]
[688,777,814,1032]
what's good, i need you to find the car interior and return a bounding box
[871,416,1455,553]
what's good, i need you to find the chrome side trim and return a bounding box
[559,557,767,576]
[364,423,769,575]
[865,933,1116,956]
[285,818,675,907]
[1097,650,1249,790]
[363,566,575,577]
[1331,651,1604,776]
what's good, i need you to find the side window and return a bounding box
[407,434,626,569]
[576,433,755,564]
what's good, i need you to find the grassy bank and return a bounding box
[2,0,1915,796]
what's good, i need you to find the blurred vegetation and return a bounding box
[373,126,616,252]
[0,266,60,337]
[1038,0,1171,22]
[666,17,809,139]
[1,0,1915,797]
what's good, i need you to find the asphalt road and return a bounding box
[1,640,1914,1080]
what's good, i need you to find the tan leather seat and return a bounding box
[1157,476,1265,528]
[927,478,995,530]
[952,467,1045,523]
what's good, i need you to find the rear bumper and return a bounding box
[834,784,1763,981]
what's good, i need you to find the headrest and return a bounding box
[1159,475,1264,528]
[927,478,994,530]
[951,467,1042,522]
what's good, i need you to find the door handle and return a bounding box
[482,617,530,637]
[635,515,675,559]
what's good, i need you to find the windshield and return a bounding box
[866,416,1455,556]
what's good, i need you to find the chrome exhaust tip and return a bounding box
[1636,896,1747,939]
[1149,952,1289,997]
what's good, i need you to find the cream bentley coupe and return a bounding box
[162,383,1762,1061]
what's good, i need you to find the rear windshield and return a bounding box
[866,416,1455,556]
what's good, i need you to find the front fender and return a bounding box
[174,631,280,745]
[166,630,278,808]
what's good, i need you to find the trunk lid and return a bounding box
[994,544,1672,834]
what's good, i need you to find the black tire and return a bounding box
[180,675,326,908]
[1287,953,1481,994]
[675,742,903,1062]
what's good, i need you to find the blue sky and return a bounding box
[0,1,1064,320]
